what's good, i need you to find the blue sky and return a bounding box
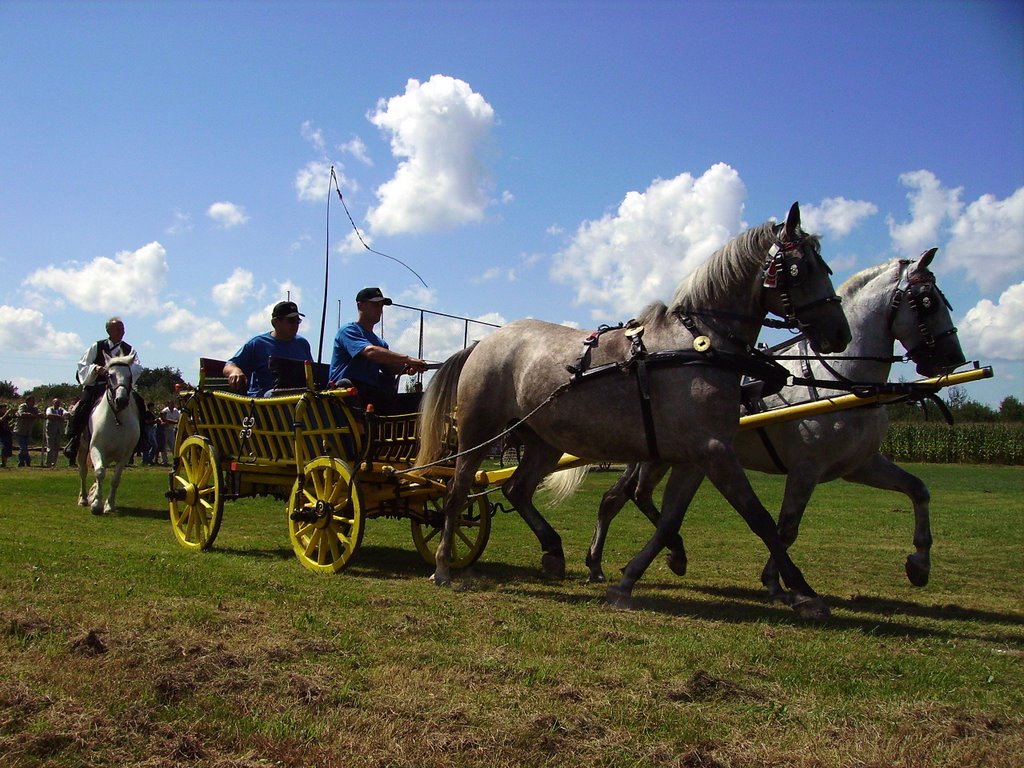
[1,0,1022,408]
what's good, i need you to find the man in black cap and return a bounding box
[329,287,427,411]
[224,301,313,397]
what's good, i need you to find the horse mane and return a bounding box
[635,221,793,325]
[106,353,136,368]
[836,259,899,297]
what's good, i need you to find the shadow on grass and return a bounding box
[688,583,1024,627]
[112,506,168,520]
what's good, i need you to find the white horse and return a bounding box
[76,353,141,515]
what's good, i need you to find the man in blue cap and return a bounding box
[329,287,427,411]
[224,300,313,397]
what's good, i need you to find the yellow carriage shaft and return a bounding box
[473,365,994,486]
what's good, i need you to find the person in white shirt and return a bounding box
[44,398,67,467]
[160,400,180,464]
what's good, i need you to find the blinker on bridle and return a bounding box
[763,235,840,324]
[889,259,957,358]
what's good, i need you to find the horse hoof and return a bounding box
[541,553,566,579]
[666,551,688,577]
[905,555,930,587]
[430,571,451,587]
[605,586,634,610]
[791,594,830,621]
[588,571,606,584]
[765,585,790,605]
[91,507,104,516]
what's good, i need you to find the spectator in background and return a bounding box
[0,403,13,468]
[14,395,40,467]
[44,398,67,467]
[141,402,158,466]
[160,400,180,465]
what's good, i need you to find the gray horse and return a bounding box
[585,249,965,600]
[416,203,852,618]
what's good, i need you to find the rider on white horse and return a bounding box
[64,317,144,460]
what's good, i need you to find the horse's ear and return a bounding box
[784,202,802,241]
[918,247,938,270]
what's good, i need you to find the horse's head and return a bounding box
[104,352,136,412]
[889,248,965,376]
[763,202,851,354]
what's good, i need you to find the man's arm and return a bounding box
[360,345,429,376]
[223,361,248,391]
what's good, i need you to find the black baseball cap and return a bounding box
[356,287,392,305]
[272,301,304,319]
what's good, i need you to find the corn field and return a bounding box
[882,422,1024,465]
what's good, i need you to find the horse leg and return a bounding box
[90,459,106,515]
[607,465,704,609]
[432,452,482,586]
[699,446,828,619]
[588,462,685,583]
[104,463,127,515]
[77,449,90,507]
[503,439,568,578]
[760,471,819,604]
[633,463,688,577]
[587,464,639,582]
[842,454,932,587]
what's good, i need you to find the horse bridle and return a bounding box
[763,233,842,326]
[104,362,134,418]
[887,259,957,362]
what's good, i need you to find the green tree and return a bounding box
[999,395,1024,422]
[0,380,18,398]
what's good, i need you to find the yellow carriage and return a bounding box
[166,358,491,574]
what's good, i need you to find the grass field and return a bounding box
[1,463,1021,767]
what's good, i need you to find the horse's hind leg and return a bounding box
[608,465,704,609]
[503,437,567,578]
[842,453,932,587]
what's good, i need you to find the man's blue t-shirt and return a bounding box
[329,323,393,389]
[227,333,313,397]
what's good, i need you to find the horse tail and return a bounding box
[538,464,592,505]
[415,343,478,467]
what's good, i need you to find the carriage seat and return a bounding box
[269,357,330,392]
[198,358,232,391]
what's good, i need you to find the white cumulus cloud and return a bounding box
[887,170,963,255]
[207,201,250,228]
[944,187,1024,292]
[211,268,261,315]
[156,303,241,359]
[23,241,169,315]
[295,160,341,202]
[367,75,497,235]
[0,305,82,356]
[958,282,1024,362]
[550,163,747,317]
[800,197,878,239]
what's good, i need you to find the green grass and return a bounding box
[1,463,1022,767]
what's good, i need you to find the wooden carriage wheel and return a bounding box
[168,436,224,550]
[411,495,492,569]
[287,457,364,574]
